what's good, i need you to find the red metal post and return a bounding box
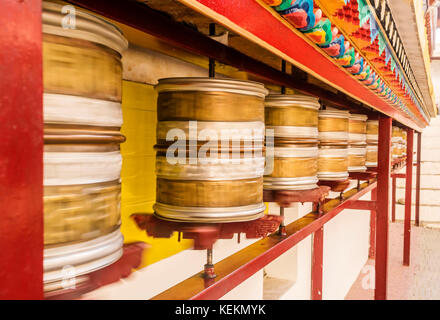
[375,116,392,300]
[415,132,422,227]
[391,176,396,222]
[369,188,377,259]
[0,0,43,299]
[311,227,323,300]
[403,129,414,266]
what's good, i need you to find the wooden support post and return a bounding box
[375,116,392,300]
[403,129,414,266]
[311,227,323,300]
[415,132,421,227]
[0,0,44,299]
[369,188,377,259]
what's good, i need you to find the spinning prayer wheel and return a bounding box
[154,78,268,223]
[366,120,379,167]
[42,1,127,293]
[264,94,320,190]
[318,109,349,181]
[348,114,367,172]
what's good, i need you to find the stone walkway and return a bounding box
[346,222,440,299]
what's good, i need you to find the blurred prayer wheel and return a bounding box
[264,94,320,190]
[366,145,378,167]
[318,109,349,181]
[366,119,379,167]
[318,109,349,145]
[366,120,379,144]
[318,146,349,181]
[348,114,367,172]
[42,1,127,293]
[348,146,367,172]
[154,78,268,222]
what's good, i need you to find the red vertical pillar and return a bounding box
[311,227,323,300]
[0,0,43,299]
[391,176,396,222]
[369,188,377,259]
[415,132,421,227]
[403,129,414,266]
[374,116,392,300]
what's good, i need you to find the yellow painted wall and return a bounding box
[119,80,193,269]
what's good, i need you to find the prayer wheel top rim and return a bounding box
[155,77,269,98]
[349,114,368,121]
[42,1,128,55]
[265,94,320,110]
[318,109,350,119]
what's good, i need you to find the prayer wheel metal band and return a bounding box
[268,157,317,178]
[153,203,265,223]
[44,180,121,246]
[265,106,318,127]
[44,229,124,292]
[43,34,123,102]
[318,147,349,181]
[366,120,379,135]
[156,156,265,180]
[366,145,378,166]
[156,177,263,208]
[156,78,268,122]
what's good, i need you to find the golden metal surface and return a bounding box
[366,150,378,163]
[268,157,317,178]
[348,154,366,167]
[156,177,263,207]
[318,157,348,172]
[348,120,366,134]
[265,106,318,127]
[318,117,348,132]
[43,34,122,102]
[157,91,264,122]
[44,180,121,246]
[366,121,379,135]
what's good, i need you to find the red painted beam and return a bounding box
[180,0,425,131]
[153,182,377,300]
[0,0,43,299]
[369,188,377,259]
[403,129,414,266]
[311,227,323,300]
[375,116,392,300]
[391,173,406,178]
[415,132,422,227]
[346,200,376,211]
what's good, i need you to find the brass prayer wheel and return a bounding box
[318,109,350,145]
[42,1,127,293]
[349,114,367,145]
[348,146,367,172]
[155,77,268,222]
[318,109,349,181]
[366,120,379,144]
[366,145,378,167]
[264,94,320,190]
[348,114,367,172]
[317,146,349,181]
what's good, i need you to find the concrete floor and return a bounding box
[346,222,440,299]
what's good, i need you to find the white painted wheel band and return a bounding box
[44,151,122,186]
[44,93,123,127]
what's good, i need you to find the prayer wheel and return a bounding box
[366,120,379,167]
[348,114,367,172]
[264,94,320,190]
[318,109,349,181]
[154,78,268,223]
[42,1,127,292]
